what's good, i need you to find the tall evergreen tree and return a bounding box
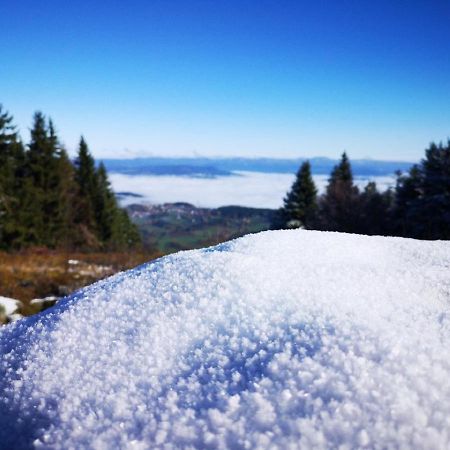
[318,152,360,232]
[392,165,423,237]
[54,148,80,247]
[276,161,318,229]
[393,141,450,239]
[95,163,141,249]
[74,136,98,234]
[47,120,79,247]
[23,113,63,246]
[359,182,392,235]
[74,139,141,249]
[420,141,450,238]
[94,162,117,242]
[0,105,25,248]
[111,209,142,249]
[0,106,20,200]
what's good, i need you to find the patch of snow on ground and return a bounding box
[1,230,450,449]
[0,296,21,316]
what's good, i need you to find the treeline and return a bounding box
[0,105,140,250]
[274,144,450,240]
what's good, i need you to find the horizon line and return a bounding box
[97,153,417,164]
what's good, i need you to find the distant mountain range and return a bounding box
[102,156,413,177]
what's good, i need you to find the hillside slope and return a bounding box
[127,203,274,253]
[1,231,449,449]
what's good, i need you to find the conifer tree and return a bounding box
[393,142,450,239]
[74,139,141,249]
[391,165,422,237]
[277,161,317,229]
[55,148,80,247]
[420,141,450,239]
[319,152,360,232]
[23,113,64,246]
[0,106,25,248]
[359,182,392,235]
[47,120,78,247]
[74,136,98,235]
[0,106,20,199]
[95,163,141,249]
[94,162,117,242]
[110,208,141,250]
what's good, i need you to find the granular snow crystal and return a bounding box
[1,230,450,449]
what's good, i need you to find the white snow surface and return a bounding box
[1,230,450,450]
[0,296,21,315]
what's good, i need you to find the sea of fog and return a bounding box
[110,171,396,209]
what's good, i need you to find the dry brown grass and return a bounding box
[0,248,163,317]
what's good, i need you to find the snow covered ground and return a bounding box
[0,296,23,324]
[1,230,450,449]
[0,296,21,316]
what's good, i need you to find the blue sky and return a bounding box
[2,0,449,161]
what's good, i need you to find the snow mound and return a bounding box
[1,230,450,449]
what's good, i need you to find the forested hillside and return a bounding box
[0,106,140,251]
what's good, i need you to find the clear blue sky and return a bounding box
[2,0,449,161]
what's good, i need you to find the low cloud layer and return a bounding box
[110,171,396,209]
